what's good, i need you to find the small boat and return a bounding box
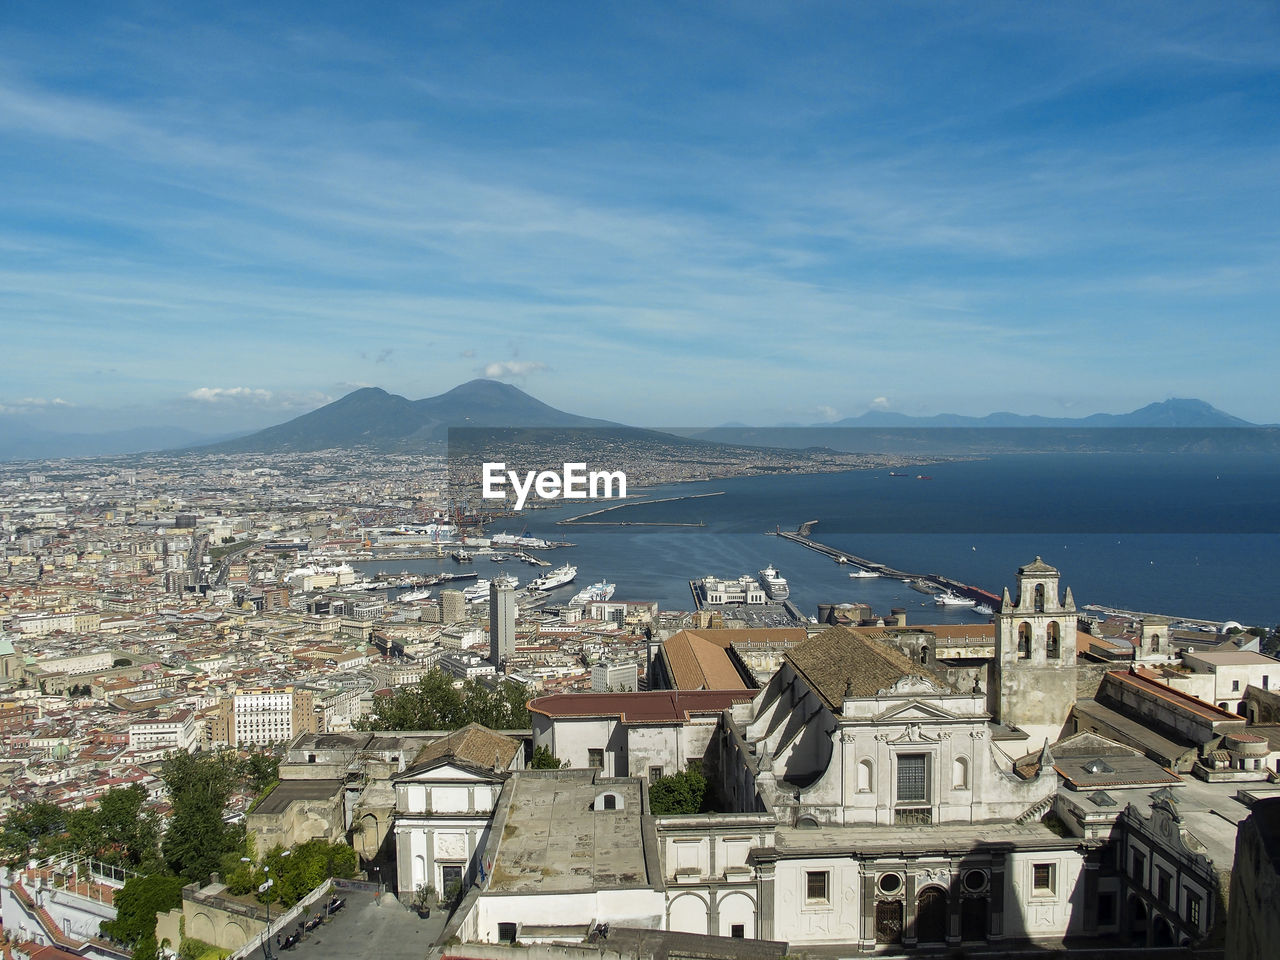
[974,603,995,616]
[848,569,879,579]
[934,592,977,607]
[451,549,473,563]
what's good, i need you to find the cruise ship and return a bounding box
[757,565,789,600]
[570,580,615,606]
[463,579,492,602]
[490,532,552,550]
[848,568,880,579]
[934,591,977,607]
[530,563,577,592]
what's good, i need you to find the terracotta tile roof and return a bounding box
[406,723,521,771]
[785,626,953,708]
[527,690,754,724]
[661,632,748,690]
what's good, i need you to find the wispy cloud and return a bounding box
[481,360,548,379]
[188,387,274,404]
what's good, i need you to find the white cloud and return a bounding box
[815,405,838,421]
[481,360,548,379]
[871,396,890,409]
[188,387,274,404]
[0,397,73,414]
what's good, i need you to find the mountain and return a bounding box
[826,398,1256,429]
[198,380,616,453]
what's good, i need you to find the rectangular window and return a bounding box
[1032,863,1055,894]
[1186,891,1202,928]
[896,754,928,804]
[1131,850,1145,884]
[1232,679,1240,691]
[806,870,829,904]
[649,765,663,780]
[731,924,745,938]
[1097,892,1116,926]
[1157,869,1171,904]
[587,748,603,768]
[1265,675,1271,690]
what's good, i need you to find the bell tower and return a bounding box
[990,558,1078,742]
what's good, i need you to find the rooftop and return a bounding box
[771,820,1075,857]
[527,689,753,724]
[785,626,953,708]
[402,723,520,773]
[249,778,343,817]
[660,631,749,690]
[486,770,654,894]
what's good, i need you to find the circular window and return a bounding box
[963,869,987,892]
[878,873,903,894]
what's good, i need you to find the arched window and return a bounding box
[952,756,969,790]
[594,790,623,811]
[1017,623,1031,660]
[603,793,616,810]
[1046,622,1060,659]
[1034,584,1045,613]
[858,758,874,793]
[920,646,929,665]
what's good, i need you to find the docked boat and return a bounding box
[570,580,616,606]
[398,589,433,603]
[452,549,473,563]
[974,603,995,616]
[934,592,977,607]
[530,563,577,592]
[848,568,879,579]
[757,565,790,600]
[490,554,509,563]
[463,579,492,602]
[490,532,552,550]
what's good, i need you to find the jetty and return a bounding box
[557,491,725,526]
[772,528,1001,608]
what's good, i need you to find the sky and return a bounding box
[1,0,1278,436]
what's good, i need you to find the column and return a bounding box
[860,862,876,950]
[903,862,918,947]
[989,857,1006,940]
[757,863,776,941]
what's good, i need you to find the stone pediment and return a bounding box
[393,758,504,783]
[873,699,959,725]
[876,675,945,697]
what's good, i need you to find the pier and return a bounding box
[772,528,1001,608]
[557,491,725,525]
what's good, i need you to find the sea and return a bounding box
[357,452,1280,628]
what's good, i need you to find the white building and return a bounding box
[233,686,314,746]
[700,576,766,606]
[128,709,200,753]
[591,660,638,692]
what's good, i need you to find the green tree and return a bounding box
[238,752,280,796]
[0,802,67,861]
[100,874,186,946]
[160,752,240,882]
[530,746,565,769]
[357,670,529,731]
[648,770,708,815]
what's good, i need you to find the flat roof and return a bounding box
[771,821,1075,857]
[527,689,753,724]
[1106,669,1242,722]
[1184,650,1278,666]
[486,771,653,894]
[1073,699,1198,762]
[250,778,343,817]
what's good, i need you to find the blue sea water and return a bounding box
[360,453,1280,627]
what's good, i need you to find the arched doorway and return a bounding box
[1153,918,1174,947]
[876,900,904,944]
[916,887,948,944]
[1128,895,1148,947]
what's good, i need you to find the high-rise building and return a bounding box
[489,576,517,667]
[441,589,466,624]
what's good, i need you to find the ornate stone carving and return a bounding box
[917,867,950,886]
[877,675,943,697]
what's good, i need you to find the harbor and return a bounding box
[556,491,725,526]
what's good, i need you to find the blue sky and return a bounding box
[1,1,1278,433]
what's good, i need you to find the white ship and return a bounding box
[463,579,492,603]
[398,589,433,603]
[491,532,552,550]
[848,568,880,579]
[530,563,577,592]
[757,565,790,600]
[934,591,977,607]
[570,580,615,606]
[974,603,995,616]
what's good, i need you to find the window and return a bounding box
[1186,891,1202,928]
[1265,675,1271,690]
[1097,892,1116,926]
[1232,680,1240,692]
[1046,621,1060,659]
[649,765,663,780]
[1130,850,1145,884]
[602,793,616,810]
[953,756,969,790]
[806,870,829,904]
[1017,622,1031,659]
[587,748,603,768]
[897,754,928,804]
[857,758,874,793]
[1032,863,1055,894]
[731,924,745,938]
[1034,583,1045,612]
[497,922,517,943]
[1157,868,1171,905]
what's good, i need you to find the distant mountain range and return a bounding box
[0,386,1271,462]
[198,379,618,454]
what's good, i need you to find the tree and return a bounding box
[357,670,530,731]
[238,752,280,796]
[0,802,67,862]
[100,874,186,946]
[530,746,565,769]
[160,752,241,882]
[648,770,708,815]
